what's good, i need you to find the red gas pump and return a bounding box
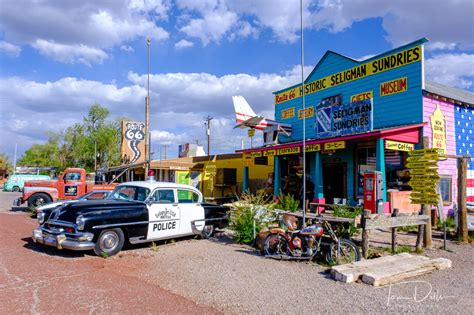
[363,171,384,214]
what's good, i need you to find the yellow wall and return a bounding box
[201,156,274,197]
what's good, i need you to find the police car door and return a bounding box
[177,188,205,235]
[146,188,181,240]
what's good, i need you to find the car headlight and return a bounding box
[76,215,85,231]
[37,212,46,225]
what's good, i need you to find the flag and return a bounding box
[455,106,473,202]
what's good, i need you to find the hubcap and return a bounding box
[101,232,119,251]
[35,198,45,206]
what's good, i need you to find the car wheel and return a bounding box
[12,186,20,192]
[27,193,52,208]
[94,228,125,257]
[201,225,214,239]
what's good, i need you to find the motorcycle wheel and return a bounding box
[326,238,360,265]
[263,233,289,257]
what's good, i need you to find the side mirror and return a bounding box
[146,199,154,206]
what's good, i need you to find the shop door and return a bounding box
[323,163,347,204]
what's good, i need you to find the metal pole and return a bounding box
[300,0,307,226]
[13,143,17,173]
[145,38,151,175]
[94,141,97,171]
[205,116,213,155]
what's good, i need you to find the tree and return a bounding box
[0,153,13,172]
[18,103,125,172]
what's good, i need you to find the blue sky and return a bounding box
[0,0,473,161]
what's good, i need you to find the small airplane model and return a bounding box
[232,95,292,135]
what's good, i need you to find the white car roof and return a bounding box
[117,180,200,192]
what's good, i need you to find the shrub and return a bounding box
[277,192,299,212]
[332,204,363,238]
[229,193,275,244]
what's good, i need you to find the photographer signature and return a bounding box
[386,280,455,306]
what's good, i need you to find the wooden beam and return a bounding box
[457,157,468,242]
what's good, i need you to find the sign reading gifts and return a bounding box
[316,99,373,138]
[275,46,422,105]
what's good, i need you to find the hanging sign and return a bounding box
[251,151,262,158]
[263,150,276,157]
[324,141,346,150]
[305,144,321,152]
[385,140,414,152]
[278,147,301,155]
[430,104,447,155]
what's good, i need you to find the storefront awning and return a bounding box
[237,123,427,153]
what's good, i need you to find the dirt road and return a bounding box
[0,193,217,314]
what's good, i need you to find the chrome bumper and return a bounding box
[32,228,95,251]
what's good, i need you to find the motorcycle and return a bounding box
[263,211,361,265]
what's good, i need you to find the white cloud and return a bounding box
[32,40,108,66]
[1,0,169,64]
[120,45,135,52]
[0,40,21,57]
[425,53,474,89]
[174,39,194,50]
[425,42,458,51]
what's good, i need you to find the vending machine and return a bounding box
[363,171,384,213]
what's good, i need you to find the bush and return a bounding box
[277,192,299,212]
[229,193,275,244]
[332,204,363,238]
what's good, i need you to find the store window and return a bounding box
[439,175,452,205]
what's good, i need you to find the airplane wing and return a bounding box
[233,116,264,129]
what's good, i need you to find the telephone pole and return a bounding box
[204,116,213,156]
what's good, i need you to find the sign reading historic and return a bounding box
[430,104,447,155]
[316,99,373,138]
[407,149,440,205]
[121,121,146,164]
[275,45,421,105]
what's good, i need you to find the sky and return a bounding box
[0,0,473,161]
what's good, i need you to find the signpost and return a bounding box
[407,149,441,205]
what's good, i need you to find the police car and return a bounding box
[32,181,229,256]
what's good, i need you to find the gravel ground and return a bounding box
[129,231,473,314]
[2,192,473,314]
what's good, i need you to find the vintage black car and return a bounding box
[32,181,229,256]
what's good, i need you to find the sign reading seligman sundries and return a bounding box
[407,149,441,205]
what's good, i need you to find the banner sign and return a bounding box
[263,150,276,157]
[275,45,422,105]
[380,77,407,97]
[281,108,295,119]
[278,147,300,155]
[251,151,262,157]
[121,121,146,164]
[350,91,373,102]
[316,99,373,138]
[298,106,314,119]
[324,141,346,150]
[305,144,321,152]
[430,104,447,155]
[385,140,414,151]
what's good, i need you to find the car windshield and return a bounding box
[108,185,150,202]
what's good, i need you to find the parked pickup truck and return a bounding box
[14,168,116,208]
[32,181,229,256]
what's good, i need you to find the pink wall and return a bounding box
[423,96,457,208]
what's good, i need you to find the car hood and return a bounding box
[50,199,146,223]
